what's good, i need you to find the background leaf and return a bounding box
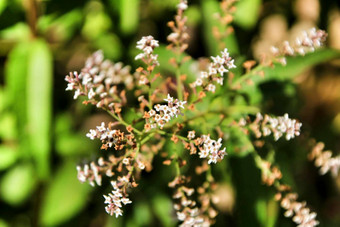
[0,163,37,205]
[40,161,92,226]
[26,39,53,180]
[233,0,261,29]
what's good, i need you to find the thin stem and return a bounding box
[26,0,38,38]
[231,65,264,88]
[108,111,142,135]
[141,132,156,145]
[176,63,183,100]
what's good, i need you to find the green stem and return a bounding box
[108,111,142,135]
[176,65,183,100]
[231,65,264,88]
[141,132,156,145]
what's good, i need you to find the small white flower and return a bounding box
[97,122,106,132]
[177,2,188,10]
[187,131,195,139]
[66,82,74,91]
[73,89,81,99]
[200,71,208,78]
[164,94,174,103]
[88,88,96,99]
[86,129,97,140]
[195,78,203,86]
[207,84,216,93]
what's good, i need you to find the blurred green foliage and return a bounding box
[0,0,339,226]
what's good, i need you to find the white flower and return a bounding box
[200,71,208,78]
[194,78,203,86]
[65,82,74,91]
[97,122,106,132]
[177,1,188,10]
[88,88,96,99]
[146,94,186,129]
[207,84,216,93]
[164,94,174,103]
[196,135,227,164]
[73,89,81,99]
[86,129,97,140]
[135,53,145,60]
[187,131,195,139]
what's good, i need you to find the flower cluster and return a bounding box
[259,160,282,186]
[167,0,189,53]
[76,161,103,187]
[271,28,327,65]
[135,35,159,66]
[144,94,186,130]
[240,113,302,141]
[256,155,319,227]
[279,193,319,227]
[192,48,236,93]
[187,133,227,164]
[308,142,340,177]
[86,122,134,150]
[103,181,132,218]
[169,176,210,227]
[65,50,133,110]
[212,0,237,50]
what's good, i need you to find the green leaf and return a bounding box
[56,134,93,157]
[38,9,83,42]
[255,199,267,226]
[0,145,18,170]
[233,0,261,29]
[155,45,197,82]
[0,87,5,112]
[93,33,122,60]
[0,163,37,205]
[201,0,239,56]
[40,161,92,226]
[133,202,152,226]
[26,39,53,180]
[0,219,9,227]
[0,112,17,140]
[0,22,30,41]
[119,0,140,34]
[0,0,7,16]
[151,194,174,227]
[5,41,30,127]
[236,49,340,97]
[82,2,112,40]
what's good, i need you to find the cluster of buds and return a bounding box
[212,0,237,50]
[277,192,319,227]
[192,48,236,93]
[308,142,340,177]
[144,94,186,130]
[259,160,282,186]
[256,155,319,227]
[169,176,210,227]
[77,154,144,217]
[187,132,227,164]
[103,180,133,218]
[65,50,133,109]
[239,113,302,141]
[86,122,135,150]
[270,28,327,65]
[76,161,103,187]
[135,35,159,67]
[167,0,189,53]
